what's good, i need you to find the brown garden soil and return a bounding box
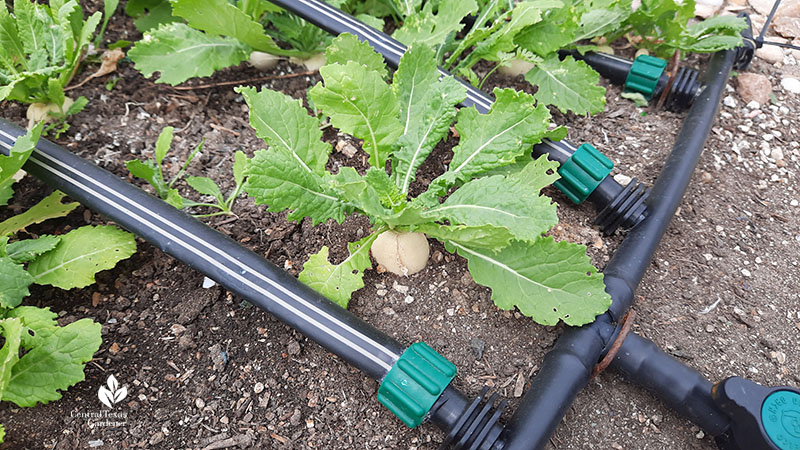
[1,1,799,449]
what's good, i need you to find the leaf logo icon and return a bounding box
[98,375,128,409]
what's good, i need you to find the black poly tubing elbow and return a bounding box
[499,48,739,450]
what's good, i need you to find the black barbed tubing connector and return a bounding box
[565,50,703,111]
[535,140,649,234]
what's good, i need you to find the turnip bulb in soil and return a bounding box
[237,34,611,327]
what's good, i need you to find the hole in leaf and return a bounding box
[552,307,557,312]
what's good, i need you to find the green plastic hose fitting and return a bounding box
[553,143,614,204]
[377,342,457,428]
[625,54,667,99]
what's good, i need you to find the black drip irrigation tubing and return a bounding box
[502,52,739,446]
[2,3,796,449]
[0,120,496,442]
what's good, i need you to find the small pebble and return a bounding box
[254,382,264,394]
[613,174,632,186]
[392,282,409,294]
[741,268,752,277]
[723,95,737,108]
[781,77,800,94]
[195,398,205,409]
[470,338,485,360]
[202,277,216,289]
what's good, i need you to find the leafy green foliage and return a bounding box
[124,0,177,32]
[385,0,744,112]
[599,0,746,57]
[393,0,478,55]
[264,8,335,57]
[392,43,465,193]
[0,257,33,309]
[0,121,42,207]
[446,237,610,326]
[128,0,327,85]
[310,61,403,168]
[171,0,283,54]
[129,22,250,85]
[27,225,137,289]
[0,125,130,418]
[0,0,104,126]
[126,127,247,216]
[0,307,102,407]
[241,35,610,325]
[298,233,379,308]
[524,55,605,115]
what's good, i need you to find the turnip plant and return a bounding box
[0,124,137,442]
[238,34,611,326]
[0,0,117,135]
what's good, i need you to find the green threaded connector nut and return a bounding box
[625,55,667,100]
[553,143,614,204]
[761,390,800,449]
[377,342,457,428]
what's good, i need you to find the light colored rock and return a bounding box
[782,77,800,93]
[723,95,737,107]
[749,0,776,15]
[696,2,720,18]
[779,0,800,18]
[613,173,632,185]
[736,72,772,104]
[774,17,800,38]
[750,14,766,34]
[756,44,785,64]
[729,0,748,6]
[753,0,800,18]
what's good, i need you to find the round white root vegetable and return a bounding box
[249,51,281,71]
[26,97,74,129]
[595,45,615,55]
[290,53,327,72]
[497,59,536,77]
[370,230,430,277]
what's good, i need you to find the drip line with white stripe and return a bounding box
[0,130,398,372]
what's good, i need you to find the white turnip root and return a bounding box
[249,51,281,71]
[370,230,429,276]
[290,53,326,72]
[497,59,536,77]
[26,97,74,129]
[595,45,615,55]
